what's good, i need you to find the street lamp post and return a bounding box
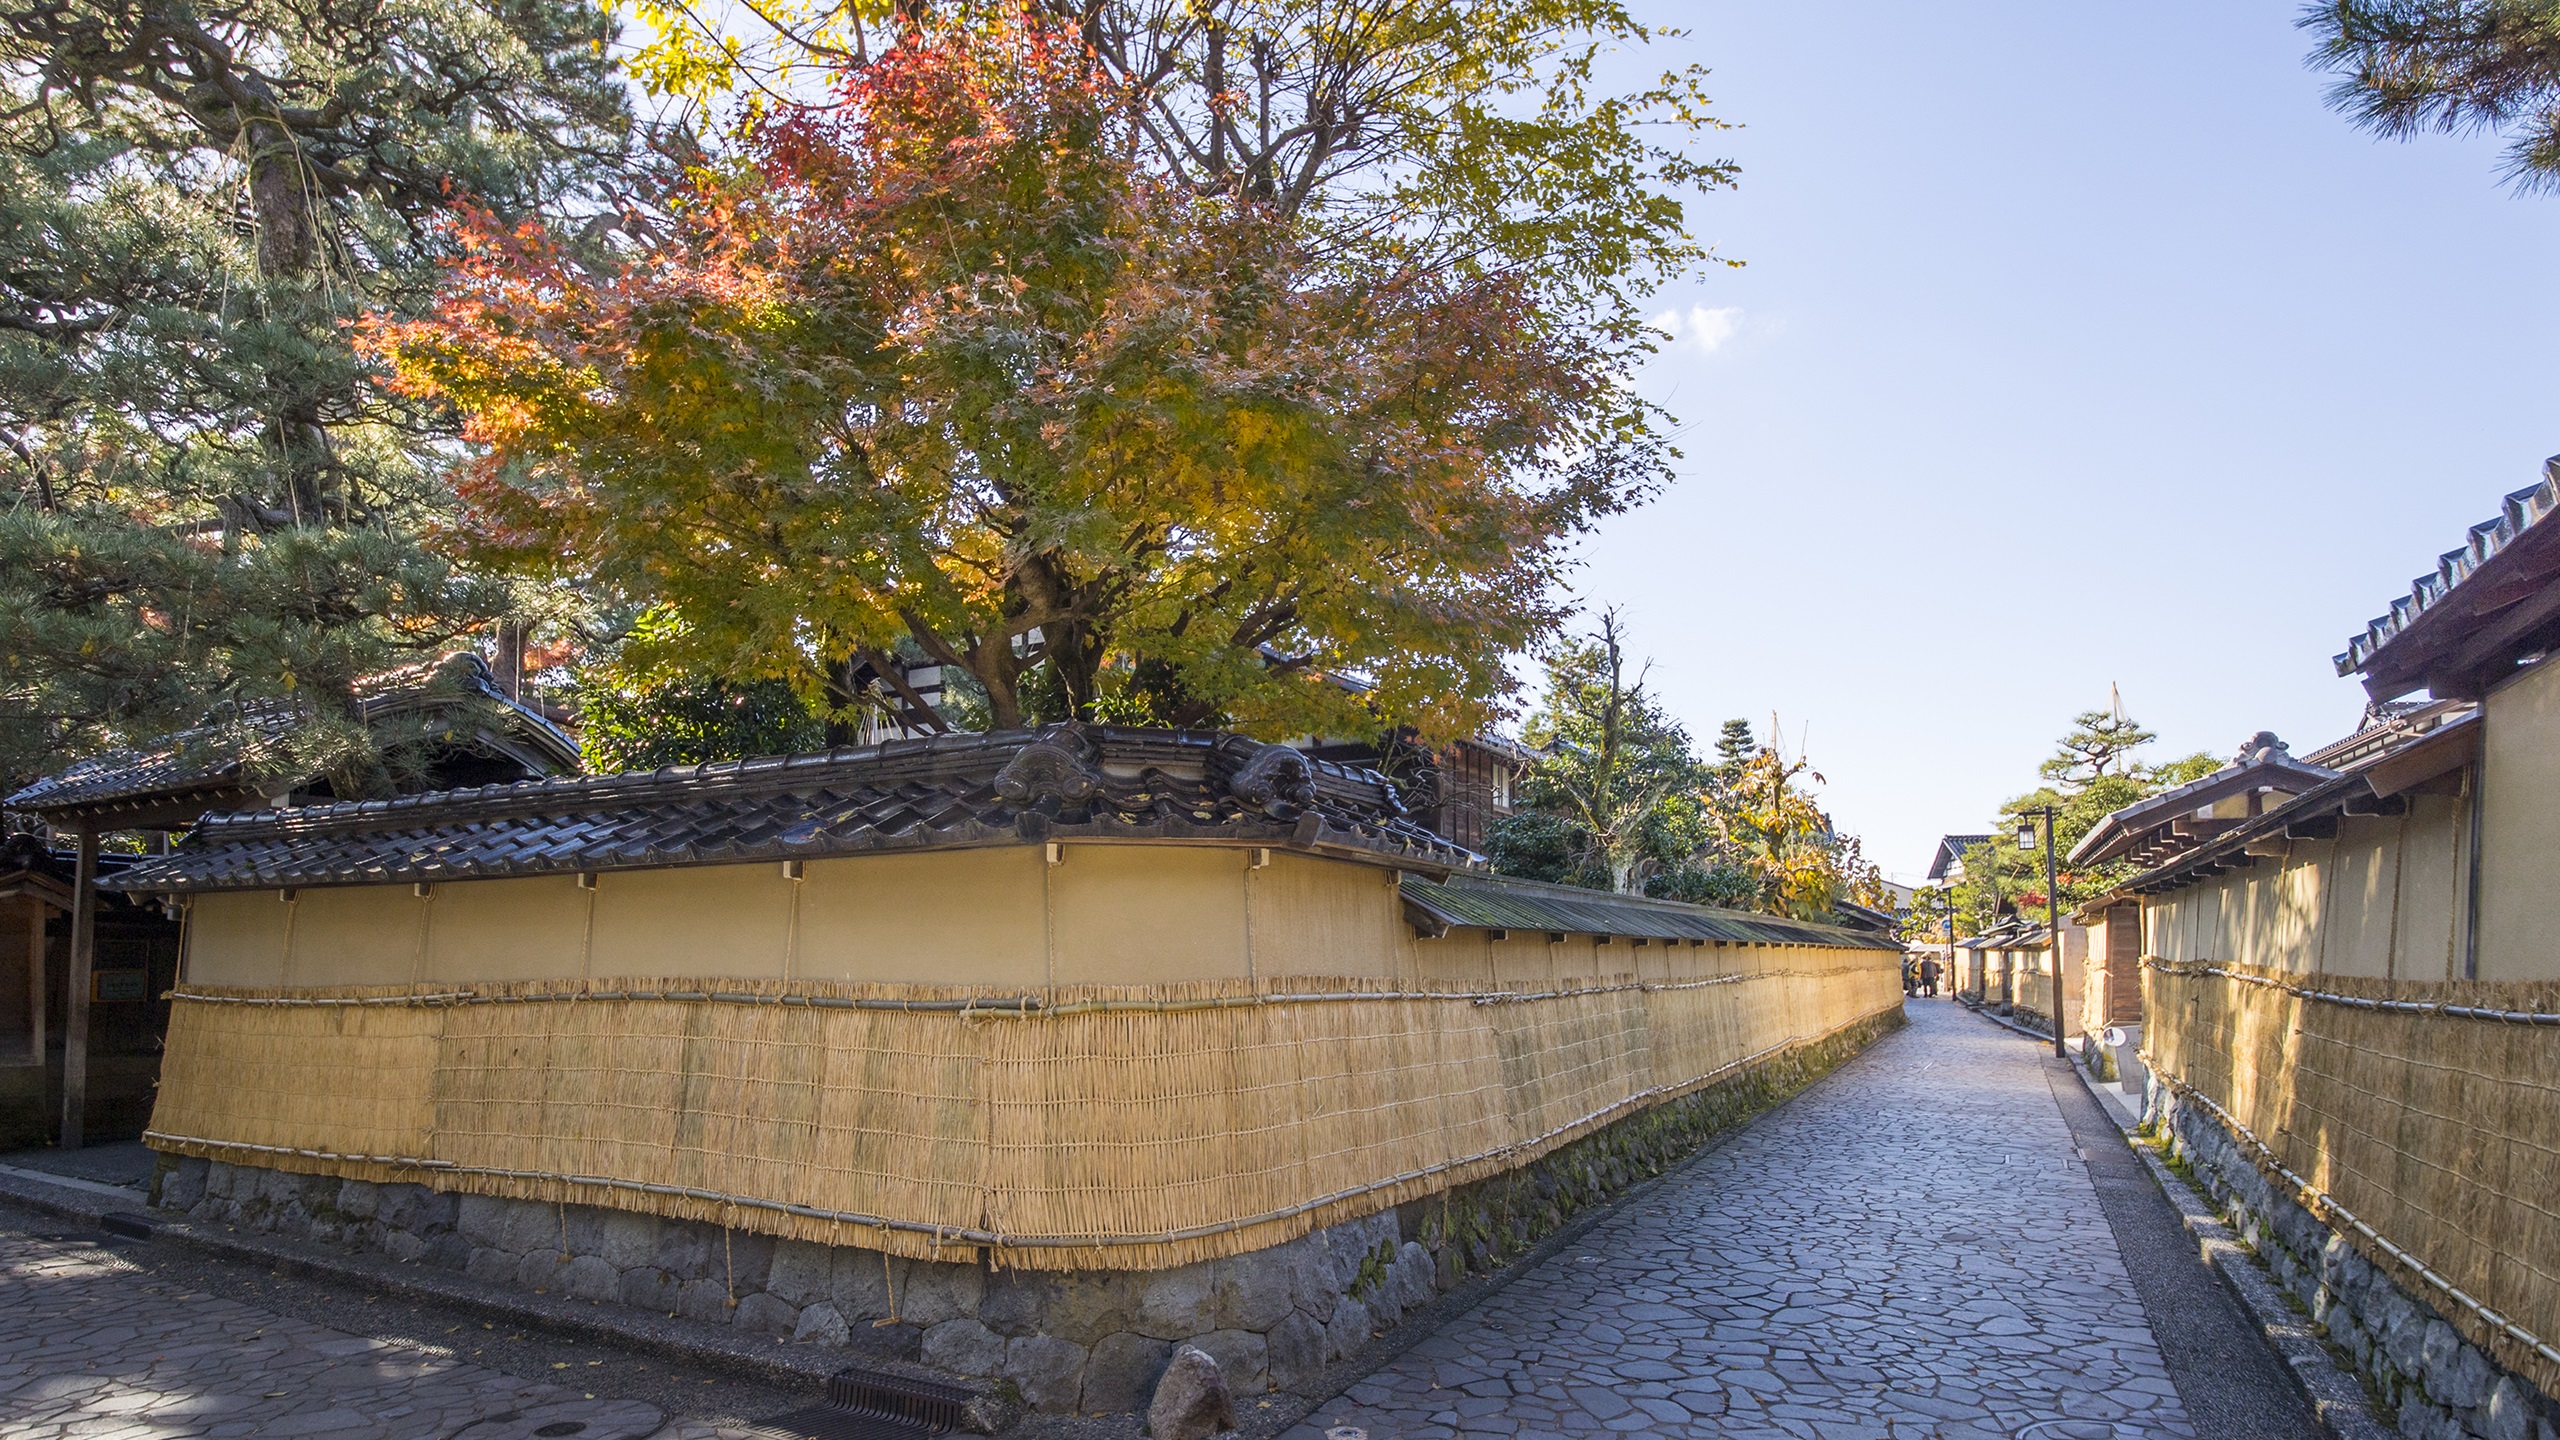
[2017,807,2066,1060]
[1939,884,1957,999]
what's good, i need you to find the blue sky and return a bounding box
[1579,1,2560,883]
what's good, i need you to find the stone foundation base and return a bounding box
[2156,1089,2560,1440]
[150,1009,1899,1414]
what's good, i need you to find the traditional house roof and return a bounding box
[6,654,581,831]
[2337,460,2560,701]
[2301,697,2475,772]
[2065,732,2339,868]
[1397,871,1900,950]
[2107,717,2478,902]
[1925,835,1992,882]
[101,724,1473,896]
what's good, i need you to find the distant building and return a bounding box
[1924,834,1992,885]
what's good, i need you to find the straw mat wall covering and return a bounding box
[2144,959,2560,1395]
[148,960,1898,1271]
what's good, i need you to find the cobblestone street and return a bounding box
[1282,1000,2205,1440]
[0,1215,796,1439]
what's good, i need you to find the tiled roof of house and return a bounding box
[2336,464,2560,692]
[1397,871,1900,950]
[1925,835,1992,881]
[2065,733,2340,867]
[101,724,1473,895]
[7,653,580,819]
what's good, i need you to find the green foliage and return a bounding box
[1488,616,1861,917]
[1500,612,1704,894]
[2038,706,2157,786]
[379,13,1658,743]
[0,0,629,795]
[2304,1,2560,188]
[574,675,826,773]
[1946,700,2225,931]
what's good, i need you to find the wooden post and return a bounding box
[60,828,96,1151]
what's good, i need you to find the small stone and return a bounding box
[1044,1271,1143,1345]
[459,1194,553,1254]
[622,1267,680,1313]
[766,1240,838,1307]
[336,1180,381,1221]
[1134,1261,1218,1340]
[1383,1241,1435,1317]
[896,1259,985,1328]
[1002,1334,1087,1413]
[561,1255,620,1303]
[676,1277,736,1325]
[1082,1332,1174,1414]
[1213,1246,1300,1333]
[654,1221,718,1282]
[734,1291,799,1338]
[464,1248,519,1285]
[1188,1328,1269,1395]
[1146,1344,1237,1440]
[1266,1309,1327,1393]
[793,1302,851,1346]
[2484,1377,2534,1440]
[515,1251,573,1292]
[980,1272,1056,1336]
[921,1317,1007,1377]
[1324,1295,1373,1362]
[580,1209,662,1271]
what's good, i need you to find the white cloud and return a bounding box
[1647,305,1744,355]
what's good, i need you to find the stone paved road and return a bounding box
[0,1214,796,1439]
[1282,999,2200,1440]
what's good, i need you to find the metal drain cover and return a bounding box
[450,1398,666,1440]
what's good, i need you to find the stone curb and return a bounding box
[2069,1070,2394,1440]
[1956,996,2059,1045]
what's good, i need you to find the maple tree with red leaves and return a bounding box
[371,12,1670,739]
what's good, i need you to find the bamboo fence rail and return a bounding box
[147,958,1899,1270]
[2144,959,2560,1395]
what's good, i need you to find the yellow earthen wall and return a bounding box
[181,844,1422,991]
[2479,658,2560,981]
[2142,804,2468,984]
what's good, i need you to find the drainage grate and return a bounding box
[754,1364,974,1440]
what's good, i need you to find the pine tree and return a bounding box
[2306,2,2560,188]
[0,0,629,794]
[1713,718,1757,774]
[2037,707,2158,788]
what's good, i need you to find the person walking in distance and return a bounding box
[1919,955,1942,998]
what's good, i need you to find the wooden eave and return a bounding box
[2360,709,2481,799]
[0,869,75,912]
